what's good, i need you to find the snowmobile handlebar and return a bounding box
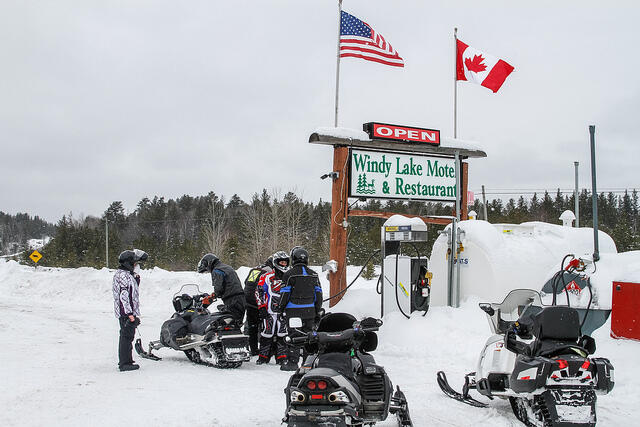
[288,323,380,345]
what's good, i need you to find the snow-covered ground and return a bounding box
[0,259,636,426]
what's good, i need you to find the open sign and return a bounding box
[364,122,440,146]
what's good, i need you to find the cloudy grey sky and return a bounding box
[2,1,639,222]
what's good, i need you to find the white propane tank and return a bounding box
[430,220,617,306]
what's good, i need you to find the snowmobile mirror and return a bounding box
[289,317,303,328]
[360,317,382,329]
[479,303,495,316]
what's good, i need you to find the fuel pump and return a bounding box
[381,215,432,318]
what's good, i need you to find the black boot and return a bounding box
[279,361,298,371]
[256,356,270,365]
[119,363,140,372]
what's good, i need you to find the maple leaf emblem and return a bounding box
[465,54,487,73]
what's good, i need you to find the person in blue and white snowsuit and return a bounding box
[278,247,323,371]
[255,251,290,365]
[112,249,148,372]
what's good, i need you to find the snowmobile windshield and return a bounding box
[485,289,543,335]
[317,313,357,333]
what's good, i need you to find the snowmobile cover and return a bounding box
[160,316,189,349]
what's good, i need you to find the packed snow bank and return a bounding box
[0,259,636,426]
[430,220,617,306]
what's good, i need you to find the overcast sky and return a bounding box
[2,1,639,223]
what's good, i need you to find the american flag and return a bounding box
[339,10,404,67]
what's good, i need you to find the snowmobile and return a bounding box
[283,312,413,427]
[437,268,615,427]
[135,284,250,368]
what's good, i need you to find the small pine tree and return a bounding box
[362,260,376,280]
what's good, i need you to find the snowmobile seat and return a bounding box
[533,306,581,341]
[188,313,216,335]
[530,306,587,357]
[316,352,355,379]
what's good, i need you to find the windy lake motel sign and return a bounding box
[309,122,486,306]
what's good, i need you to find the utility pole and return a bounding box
[574,161,579,227]
[589,126,600,262]
[105,218,109,269]
[481,185,488,221]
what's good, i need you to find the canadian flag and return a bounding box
[456,39,514,93]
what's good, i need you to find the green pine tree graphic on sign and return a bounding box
[356,174,375,194]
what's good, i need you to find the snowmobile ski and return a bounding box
[134,338,162,361]
[436,371,488,408]
[390,386,414,426]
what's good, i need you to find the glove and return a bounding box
[258,306,268,318]
[202,294,215,307]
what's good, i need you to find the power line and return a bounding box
[472,188,638,196]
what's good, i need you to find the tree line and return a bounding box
[0,212,55,255]
[7,188,640,270]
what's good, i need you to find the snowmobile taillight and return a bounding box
[306,380,317,390]
[310,394,324,400]
[557,359,568,370]
[581,360,591,370]
[317,380,328,390]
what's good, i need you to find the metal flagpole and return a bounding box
[454,27,458,138]
[334,0,343,127]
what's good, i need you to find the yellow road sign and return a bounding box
[29,250,42,263]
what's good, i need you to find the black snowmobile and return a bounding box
[135,284,250,368]
[437,257,615,426]
[283,313,412,427]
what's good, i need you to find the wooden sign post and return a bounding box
[310,127,486,307]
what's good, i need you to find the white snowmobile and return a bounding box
[135,284,250,368]
[437,283,614,426]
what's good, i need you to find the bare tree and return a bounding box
[203,195,228,255]
[242,190,271,265]
[281,191,307,250]
[268,188,283,254]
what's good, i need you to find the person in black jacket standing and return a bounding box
[197,253,246,323]
[278,247,323,371]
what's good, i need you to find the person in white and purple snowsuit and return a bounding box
[112,249,148,372]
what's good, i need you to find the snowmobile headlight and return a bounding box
[291,391,306,403]
[328,391,350,403]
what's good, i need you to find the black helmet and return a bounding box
[271,251,290,274]
[118,249,148,272]
[291,247,309,266]
[197,253,219,273]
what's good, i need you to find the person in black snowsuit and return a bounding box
[243,257,274,356]
[278,247,323,371]
[112,249,148,372]
[197,254,246,323]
